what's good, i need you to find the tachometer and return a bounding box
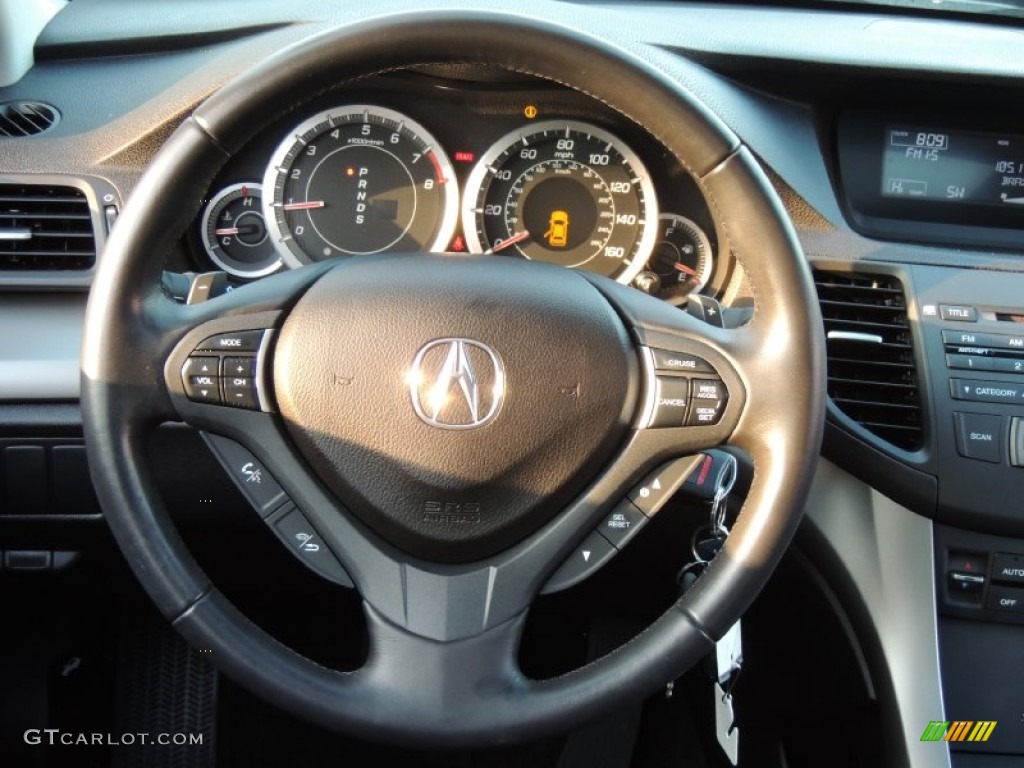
[263,106,458,266]
[462,120,657,284]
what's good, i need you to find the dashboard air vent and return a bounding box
[814,270,923,451]
[0,184,96,271]
[0,102,60,137]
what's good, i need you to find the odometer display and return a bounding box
[462,121,657,283]
[263,106,458,266]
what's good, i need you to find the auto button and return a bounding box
[992,552,1024,585]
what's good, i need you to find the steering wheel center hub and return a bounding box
[272,254,637,563]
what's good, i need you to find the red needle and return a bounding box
[487,231,530,254]
[214,227,240,236]
[283,201,325,211]
[674,262,698,277]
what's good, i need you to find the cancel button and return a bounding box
[953,412,1003,464]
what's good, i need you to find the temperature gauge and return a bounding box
[201,183,282,279]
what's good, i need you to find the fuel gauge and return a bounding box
[201,183,282,279]
[634,213,713,303]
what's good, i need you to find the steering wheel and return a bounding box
[81,9,825,747]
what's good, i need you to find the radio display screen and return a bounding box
[881,126,1024,209]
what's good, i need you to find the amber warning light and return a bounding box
[454,151,475,163]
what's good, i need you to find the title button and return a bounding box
[939,305,977,322]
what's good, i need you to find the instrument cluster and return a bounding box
[191,73,725,304]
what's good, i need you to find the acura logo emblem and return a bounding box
[409,339,505,429]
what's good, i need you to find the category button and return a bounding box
[953,412,1003,463]
[939,305,977,322]
[949,379,1024,405]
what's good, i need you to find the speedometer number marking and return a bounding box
[461,120,657,284]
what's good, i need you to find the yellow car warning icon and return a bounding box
[544,210,569,248]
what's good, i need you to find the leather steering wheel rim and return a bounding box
[81,9,826,747]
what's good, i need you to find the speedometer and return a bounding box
[263,106,458,266]
[461,120,657,283]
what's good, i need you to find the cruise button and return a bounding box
[651,349,714,374]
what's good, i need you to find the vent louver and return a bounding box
[0,102,59,137]
[814,270,923,451]
[0,184,96,271]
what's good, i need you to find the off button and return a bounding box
[953,412,1002,464]
[986,586,1024,613]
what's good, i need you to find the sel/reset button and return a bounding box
[953,412,1002,464]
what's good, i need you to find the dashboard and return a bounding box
[185,72,727,303]
[3,0,1024,766]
